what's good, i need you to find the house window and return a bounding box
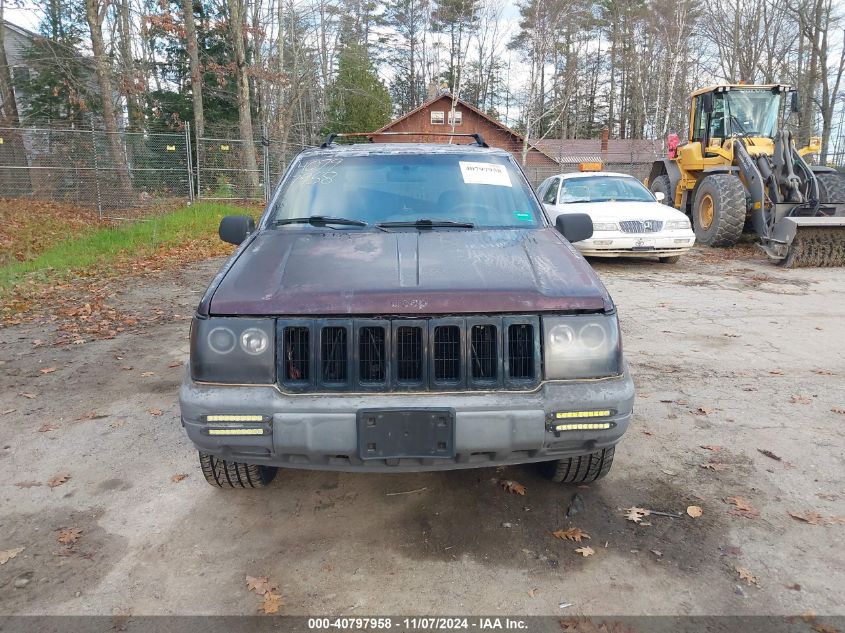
[448,110,462,126]
[430,110,445,125]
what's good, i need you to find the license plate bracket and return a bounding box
[357,408,455,460]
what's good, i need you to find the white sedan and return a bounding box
[538,171,696,262]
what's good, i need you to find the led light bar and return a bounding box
[205,414,266,423]
[207,428,266,436]
[555,410,611,419]
[555,422,612,431]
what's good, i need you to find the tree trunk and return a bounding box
[84,0,133,197]
[227,0,260,197]
[117,0,141,130]
[183,0,205,140]
[0,0,20,124]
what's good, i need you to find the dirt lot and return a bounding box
[1,247,843,617]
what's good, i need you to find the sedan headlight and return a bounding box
[190,317,275,383]
[591,222,618,232]
[665,219,691,230]
[542,314,622,379]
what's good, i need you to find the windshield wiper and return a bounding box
[376,219,475,229]
[273,215,368,227]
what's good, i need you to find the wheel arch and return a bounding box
[648,159,682,194]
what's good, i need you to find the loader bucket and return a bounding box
[766,216,845,268]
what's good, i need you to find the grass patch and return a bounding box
[0,202,257,292]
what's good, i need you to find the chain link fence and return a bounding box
[0,125,193,220]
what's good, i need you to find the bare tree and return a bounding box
[182,0,205,139]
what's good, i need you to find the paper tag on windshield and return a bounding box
[459,161,512,187]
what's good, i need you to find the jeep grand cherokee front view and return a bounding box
[179,137,635,488]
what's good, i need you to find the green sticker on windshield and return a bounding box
[513,211,533,222]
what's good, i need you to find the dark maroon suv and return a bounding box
[179,138,635,488]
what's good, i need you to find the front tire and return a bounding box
[650,174,674,207]
[538,447,615,483]
[692,174,747,247]
[816,171,845,204]
[198,452,278,488]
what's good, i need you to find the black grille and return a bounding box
[396,326,423,382]
[320,327,347,382]
[433,326,461,381]
[471,325,497,379]
[284,327,309,381]
[508,324,534,379]
[359,327,386,382]
[277,317,538,391]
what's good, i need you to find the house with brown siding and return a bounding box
[369,93,560,184]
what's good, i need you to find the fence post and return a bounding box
[185,122,195,204]
[262,123,270,203]
[91,118,103,220]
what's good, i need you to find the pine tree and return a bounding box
[323,42,392,134]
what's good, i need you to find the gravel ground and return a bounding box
[0,247,843,617]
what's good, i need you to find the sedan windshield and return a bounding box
[269,152,542,228]
[558,176,654,203]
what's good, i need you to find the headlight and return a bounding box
[542,314,622,379]
[591,222,618,232]
[190,317,275,383]
[665,219,690,230]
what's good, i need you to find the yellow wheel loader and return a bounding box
[646,84,845,267]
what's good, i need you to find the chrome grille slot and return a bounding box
[358,326,386,383]
[320,326,348,383]
[433,325,461,382]
[619,220,664,234]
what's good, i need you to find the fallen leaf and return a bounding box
[37,423,59,432]
[700,462,730,471]
[14,481,42,488]
[789,511,824,525]
[695,407,716,415]
[661,469,676,476]
[2,408,16,415]
[769,369,784,375]
[700,445,722,451]
[574,546,595,557]
[790,394,812,404]
[110,419,125,428]
[47,472,70,488]
[553,527,591,542]
[121,366,133,371]
[725,496,759,518]
[141,371,155,377]
[39,367,57,374]
[171,473,189,483]
[168,360,182,368]
[0,547,25,565]
[258,592,284,614]
[246,575,278,595]
[19,392,38,399]
[832,407,845,415]
[74,411,103,421]
[499,479,526,495]
[785,583,802,591]
[57,527,82,545]
[736,566,760,586]
[147,408,162,416]
[803,610,817,623]
[757,449,782,461]
[624,507,650,523]
[686,505,703,518]
[812,624,840,633]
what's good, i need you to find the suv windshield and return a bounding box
[269,152,542,228]
[558,175,654,203]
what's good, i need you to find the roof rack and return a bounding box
[320,131,489,148]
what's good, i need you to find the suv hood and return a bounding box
[208,228,612,315]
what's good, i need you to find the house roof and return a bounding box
[2,20,40,40]
[530,138,664,164]
[375,93,560,164]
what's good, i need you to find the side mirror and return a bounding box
[219,215,255,245]
[654,191,666,202]
[702,92,714,114]
[791,91,800,113]
[555,213,593,243]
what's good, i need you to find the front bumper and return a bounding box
[577,231,695,258]
[178,367,635,472]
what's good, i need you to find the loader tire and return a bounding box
[815,172,845,204]
[198,452,277,488]
[538,447,615,484]
[650,175,674,207]
[692,175,747,247]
